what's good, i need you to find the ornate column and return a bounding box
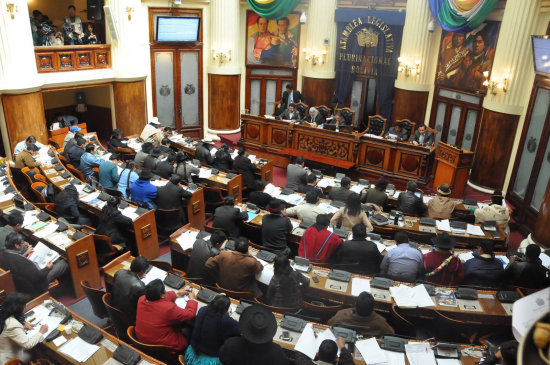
[392,0,438,125]
[301,0,337,107]
[469,0,540,191]
[207,0,241,134]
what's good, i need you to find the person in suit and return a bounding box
[55,184,92,226]
[95,197,134,247]
[297,174,324,199]
[278,83,304,111]
[361,177,388,210]
[143,147,162,171]
[205,237,263,297]
[329,177,354,203]
[155,153,176,179]
[213,195,248,238]
[112,256,149,324]
[134,142,153,167]
[212,143,234,172]
[385,122,409,141]
[156,174,193,224]
[278,103,301,121]
[304,107,326,125]
[187,230,227,282]
[67,137,86,168]
[463,239,504,288]
[332,111,351,127]
[397,181,427,216]
[334,223,381,274]
[262,199,293,252]
[411,125,434,146]
[502,244,549,289]
[233,147,263,191]
[62,131,83,160]
[107,128,129,153]
[195,141,214,165]
[286,156,308,190]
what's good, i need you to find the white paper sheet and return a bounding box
[47,232,72,248]
[176,230,200,251]
[81,191,100,202]
[375,241,387,253]
[120,207,139,221]
[436,219,451,232]
[0,192,14,202]
[405,342,437,365]
[458,252,474,262]
[350,184,366,194]
[351,277,371,296]
[512,287,550,341]
[34,223,59,239]
[53,335,67,346]
[150,180,168,187]
[390,285,434,308]
[256,264,274,285]
[356,337,386,364]
[466,224,485,236]
[59,337,100,362]
[540,252,550,268]
[316,178,334,188]
[317,202,339,214]
[436,359,461,365]
[294,323,318,359]
[371,350,406,365]
[28,242,60,269]
[496,255,510,268]
[199,168,212,179]
[141,266,167,285]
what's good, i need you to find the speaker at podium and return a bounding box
[433,142,475,198]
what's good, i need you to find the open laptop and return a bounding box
[293,256,312,273]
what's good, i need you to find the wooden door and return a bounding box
[245,68,296,116]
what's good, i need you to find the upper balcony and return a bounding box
[34,44,111,73]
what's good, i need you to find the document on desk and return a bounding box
[350,184,367,194]
[22,211,39,228]
[176,230,200,251]
[390,285,435,308]
[33,223,58,239]
[375,241,387,253]
[151,179,168,187]
[458,251,474,262]
[81,191,100,202]
[436,219,451,232]
[59,337,100,362]
[512,287,550,341]
[47,232,72,248]
[351,277,371,296]
[199,168,212,179]
[317,178,334,188]
[466,224,485,236]
[539,252,550,268]
[141,266,167,285]
[422,196,434,204]
[405,342,437,365]
[356,337,387,364]
[256,264,274,285]
[0,192,14,202]
[317,202,339,214]
[263,183,279,196]
[294,323,318,359]
[120,207,139,221]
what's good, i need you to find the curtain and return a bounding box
[246,0,302,20]
[429,0,498,32]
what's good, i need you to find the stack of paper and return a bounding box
[422,196,434,204]
[436,219,451,232]
[59,337,100,362]
[22,211,39,228]
[0,193,14,202]
[294,323,339,359]
[389,285,434,308]
[34,223,59,239]
[405,342,437,365]
[199,168,212,179]
[81,191,100,202]
[355,338,388,364]
[466,224,485,236]
[141,266,167,285]
[263,183,279,196]
[350,184,367,194]
[176,230,200,250]
[151,180,168,187]
[278,193,303,205]
[317,178,334,188]
[121,206,139,220]
[351,277,371,296]
[317,202,339,214]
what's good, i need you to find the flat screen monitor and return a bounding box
[156,16,200,42]
[532,36,550,75]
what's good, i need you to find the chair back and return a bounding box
[42,203,58,218]
[367,115,387,136]
[80,280,108,319]
[155,208,181,234]
[395,119,416,141]
[253,298,297,314]
[102,292,131,340]
[215,282,254,300]
[114,147,136,161]
[104,187,123,198]
[336,107,355,127]
[204,186,225,213]
[31,181,48,204]
[426,126,438,146]
[301,300,343,322]
[21,167,40,185]
[315,105,331,120]
[66,163,85,181]
[127,325,176,363]
[150,260,173,272]
[295,102,309,120]
[34,174,47,183]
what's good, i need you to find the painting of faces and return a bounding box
[246,11,300,68]
[436,21,501,92]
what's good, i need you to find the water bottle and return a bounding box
[393,212,399,225]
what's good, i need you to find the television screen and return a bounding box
[532,36,550,74]
[156,16,200,42]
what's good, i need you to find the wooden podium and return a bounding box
[433,142,475,198]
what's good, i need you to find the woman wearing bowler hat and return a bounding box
[423,233,464,286]
[427,183,460,219]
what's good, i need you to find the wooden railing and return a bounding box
[34,44,111,73]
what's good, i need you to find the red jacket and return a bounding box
[299,227,342,263]
[135,291,198,352]
[423,251,464,286]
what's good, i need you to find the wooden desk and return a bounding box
[48,123,87,149]
[0,268,15,302]
[26,293,166,365]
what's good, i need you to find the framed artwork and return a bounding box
[436,21,501,92]
[246,11,300,68]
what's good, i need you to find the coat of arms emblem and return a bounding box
[357,28,379,47]
[184,84,195,95]
[159,85,170,96]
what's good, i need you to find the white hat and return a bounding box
[150,117,161,125]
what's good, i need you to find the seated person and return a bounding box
[0,212,30,252]
[174,151,199,183]
[361,178,389,210]
[427,183,460,219]
[0,293,49,364]
[195,141,214,165]
[205,237,263,297]
[295,337,354,365]
[63,125,82,148]
[130,169,158,209]
[159,137,175,157]
[297,173,324,198]
[278,103,300,121]
[213,195,248,238]
[327,292,395,337]
[334,223,381,275]
[95,197,133,248]
[385,121,409,141]
[286,156,308,190]
[67,137,86,168]
[1,232,69,293]
[139,118,162,145]
[134,142,153,167]
[63,131,84,158]
[233,147,263,191]
[285,190,325,223]
[265,255,310,310]
[463,239,504,288]
[248,181,273,209]
[51,113,78,129]
[117,161,139,199]
[423,233,464,286]
[98,153,121,189]
[156,174,193,224]
[397,181,427,216]
[107,128,129,153]
[330,193,373,232]
[146,126,172,147]
[154,153,176,179]
[112,256,149,324]
[212,143,233,172]
[329,177,354,203]
[503,244,550,289]
[299,214,342,263]
[219,306,288,365]
[480,340,518,365]
[13,136,44,156]
[14,144,40,169]
[55,185,92,226]
[184,295,240,365]
[143,147,163,171]
[135,279,198,353]
[304,107,325,125]
[262,199,293,252]
[411,124,434,146]
[474,190,511,236]
[379,232,423,282]
[79,143,104,177]
[332,111,350,127]
[187,230,226,281]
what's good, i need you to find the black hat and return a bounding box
[139,169,153,180]
[238,305,277,344]
[432,232,456,250]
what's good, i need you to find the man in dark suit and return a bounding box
[334,223,382,275]
[156,174,192,224]
[112,256,149,324]
[411,125,434,146]
[195,141,214,165]
[278,103,301,121]
[187,230,226,282]
[329,177,354,203]
[213,195,249,238]
[278,84,305,111]
[397,181,427,216]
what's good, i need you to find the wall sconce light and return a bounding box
[126,6,133,20]
[397,58,420,77]
[303,48,326,66]
[212,49,232,64]
[300,12,306,24]
[6,2,18,19]
[483,71,508,95]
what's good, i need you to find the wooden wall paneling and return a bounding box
[0,269,15,302]
[301,76,335,108]
[469,108,520,190]
[392,88,429,125]
[533,179,550,248]
[2,92,48,156]
[113,80,147,137]
[208,74,240,130]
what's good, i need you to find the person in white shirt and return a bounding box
[285,190,325,223]
[140,117,162,142]
[13,136,44,156]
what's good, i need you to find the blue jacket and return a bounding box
[98,161,119,189]
[80,152,103,177]
[130,179,157,209]
[463,252,504,288]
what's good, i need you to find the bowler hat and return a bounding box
[238,305,277,344]
[432,232,456,250]
[437,184,452,196]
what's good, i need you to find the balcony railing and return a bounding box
[34,44,111,73]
